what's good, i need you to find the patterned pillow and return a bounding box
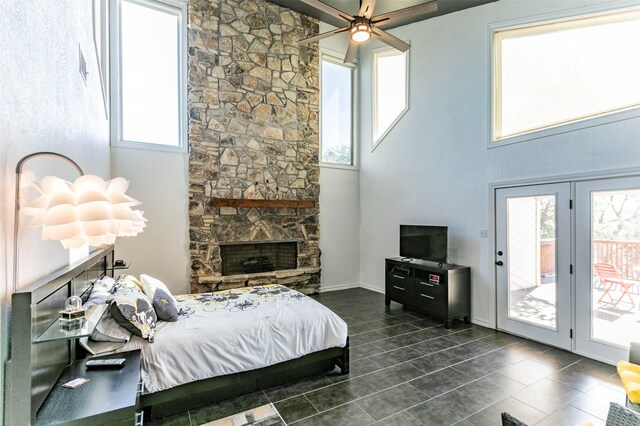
[109,280,157,342]
[84,276,116,307]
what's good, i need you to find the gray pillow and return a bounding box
[153,288,178,322]
[91,311,131,343]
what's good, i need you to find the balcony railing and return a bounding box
[539,239,640,280]
[593,239,640,281]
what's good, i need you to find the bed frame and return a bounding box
[8,246,349,423]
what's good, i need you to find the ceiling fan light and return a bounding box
[350,24,371,43]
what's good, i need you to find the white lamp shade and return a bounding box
[41,222,82,241]
[77,201,111,222]
[23,174,146,248]
[107,192,139,206]
[74,175,108,192]
[42,204,78,227]
[106,177,129,194]
[76,189,110,204]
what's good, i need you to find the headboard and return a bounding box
[7,246,114,426]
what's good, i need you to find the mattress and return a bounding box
[118,285,348,394]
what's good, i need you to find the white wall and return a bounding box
[319,167,361,290]
[0,1,110,422]
[112,148,191,295]
[357,0,640,327]
[318,25,362,291]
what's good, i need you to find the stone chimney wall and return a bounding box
[187,0,321,293]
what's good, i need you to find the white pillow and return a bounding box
[140,274,176,302]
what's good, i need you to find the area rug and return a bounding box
[201,403,286,426]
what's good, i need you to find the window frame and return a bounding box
[372,46,410,152]
[490,3,640,148]
[110,0,187,152]
[319,49,358,170]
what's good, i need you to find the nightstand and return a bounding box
[35,350,143,425]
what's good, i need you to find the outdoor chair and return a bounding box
[595,263,637,308]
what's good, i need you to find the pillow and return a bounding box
[617,360,640,403]
[84,276,116,307]
[153,288,179,322]
[90,310,131,343]
[117,274,145,291]
[140,274,176,302]
[79,337,127,356]
[109,281,157,342]
[501,412,528,426]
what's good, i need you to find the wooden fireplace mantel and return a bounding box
[213,198,316,209]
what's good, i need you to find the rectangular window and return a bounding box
[373,48,408,149]
[111,0,186,150]
[493,7,640,143]
[320,53,355,166]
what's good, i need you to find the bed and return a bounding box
[9,246,350,424]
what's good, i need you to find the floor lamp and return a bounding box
[12,152,146,293]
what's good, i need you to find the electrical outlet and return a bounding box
[480,229,489,238]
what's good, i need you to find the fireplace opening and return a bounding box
[220,240,297,276]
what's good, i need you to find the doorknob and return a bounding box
[495,260,504,266]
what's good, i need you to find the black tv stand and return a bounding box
[385,257,470,328]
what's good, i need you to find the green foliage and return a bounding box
[322,144,351,165]
[538,197,555,240]
[592,191,640,241]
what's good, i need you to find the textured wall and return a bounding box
[187,0,321,292]
[0,1,110,422]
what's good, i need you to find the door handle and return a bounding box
[495,261,504,266]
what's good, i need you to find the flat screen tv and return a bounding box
[400,225,448,263]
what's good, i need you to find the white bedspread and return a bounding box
[118,285,348,394]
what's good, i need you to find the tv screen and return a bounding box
[400,225,448,263]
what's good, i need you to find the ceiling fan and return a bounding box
[298,0,438,63]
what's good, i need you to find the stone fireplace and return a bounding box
[188,0,321,294]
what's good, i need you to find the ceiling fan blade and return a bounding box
[371,28,410,52]
[344,40,359,64]
[371,1,438,28]
[358,0,377,19]
[299,0,354,23]
[298,27,349,45]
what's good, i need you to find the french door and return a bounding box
[496,177,640,364]
[575,176,640,364]
[496,183,572,350]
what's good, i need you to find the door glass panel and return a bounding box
[507,195,557,329]
[591,189,640,348]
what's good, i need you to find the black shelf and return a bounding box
[385,258,470,328]
[35,350,142,425]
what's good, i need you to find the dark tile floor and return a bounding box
[147,288,626,426]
